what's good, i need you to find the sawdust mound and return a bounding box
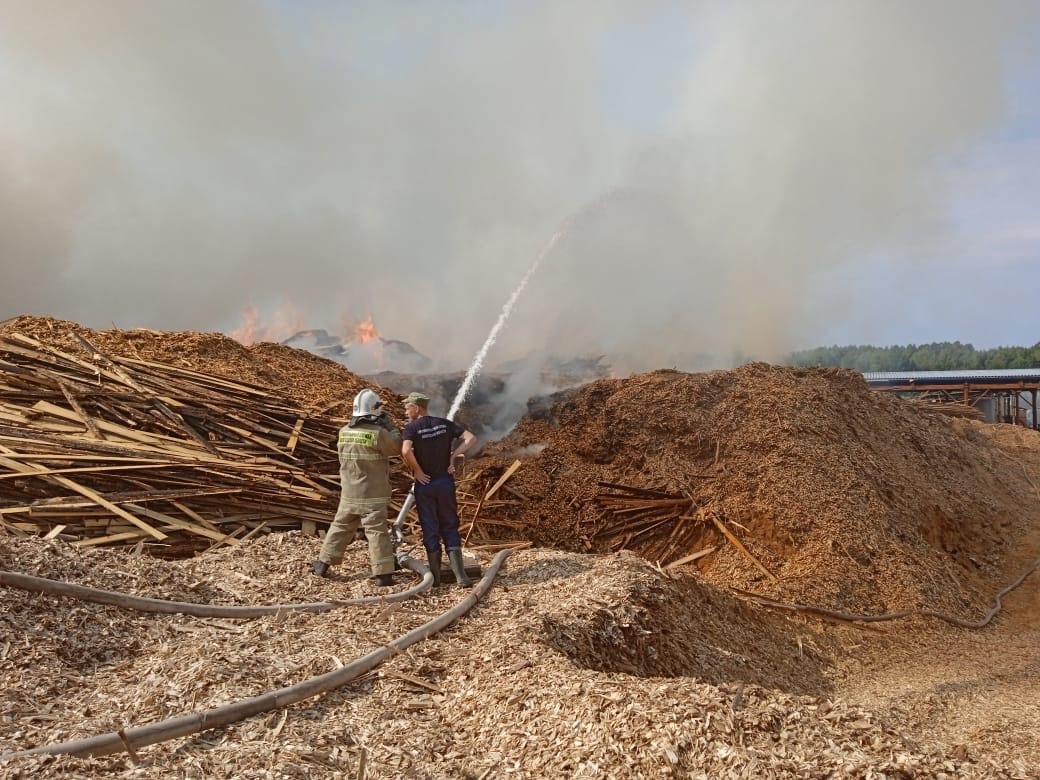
[4,535,1029,778]
[535,550,835,695]
[0,315,397,415]
[484,363,1038,616]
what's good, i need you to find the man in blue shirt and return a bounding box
[400,392,476,587]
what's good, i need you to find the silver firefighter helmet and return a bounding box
[352,388,382,417]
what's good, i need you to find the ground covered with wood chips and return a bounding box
[2,534,1036,779]
[1,317,1038,777]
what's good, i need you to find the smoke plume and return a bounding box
[1,1,1036,381]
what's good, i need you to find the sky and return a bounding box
[2,0,1039,377]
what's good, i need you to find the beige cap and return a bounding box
[402,391,431,406]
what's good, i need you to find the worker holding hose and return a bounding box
[311,389,400,586]
[401,391,476,587]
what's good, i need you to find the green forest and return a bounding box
[786,342,1040,372]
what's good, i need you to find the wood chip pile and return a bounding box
[0,317,420,556]
[1,316,1038,777]
[2,533,1035,778]
[481,364,1040,618]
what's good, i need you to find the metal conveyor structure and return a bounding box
[864,369,1040,430]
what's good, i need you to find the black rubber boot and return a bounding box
[374,573,394,588]
[426,547,442,587]
[447,548,473,588]
[311,560,329,578]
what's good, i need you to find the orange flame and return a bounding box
[355,316,380,344]
[230,304,305,346]
[338,314,382,345]
[230,305,261,346]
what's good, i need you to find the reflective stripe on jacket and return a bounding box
[338,420,401,504]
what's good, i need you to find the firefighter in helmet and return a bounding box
[311,388,400,586]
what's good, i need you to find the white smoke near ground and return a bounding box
[498,443,548,460]
[1,1,1037,388]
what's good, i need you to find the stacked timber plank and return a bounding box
[909,399,984,420]
[0,330,346,555]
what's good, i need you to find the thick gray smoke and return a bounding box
[1,1,1036,382]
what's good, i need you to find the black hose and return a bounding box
[0,552,433,617]
[736,557,1039,628]
[0,549,512,761]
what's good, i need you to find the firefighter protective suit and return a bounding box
[317,414,400,576]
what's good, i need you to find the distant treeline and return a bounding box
[787,342,1040,372]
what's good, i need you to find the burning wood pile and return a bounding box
[279,325,433,374]
[0,320,530,556]
[0,330,346,555]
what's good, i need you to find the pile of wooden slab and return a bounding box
[0,330,344,555]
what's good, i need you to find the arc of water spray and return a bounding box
[392,229,565,546]
[446,228,566,420]
[393,194,616,547]
[449,190,620,420]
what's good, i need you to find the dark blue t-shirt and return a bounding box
[402,415,467,478]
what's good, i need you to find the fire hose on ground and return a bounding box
[0,548,513,762]
[392,490,415,549]
[0,550,434,618]
[0,485,462,619]
[736,556,1040,628]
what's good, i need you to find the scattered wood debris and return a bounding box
[0,317,1038,777]
[1,535,1037,777]
[456,461,531,552]
[0,330,374,554]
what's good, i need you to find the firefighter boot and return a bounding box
[447,548,473,588]
[311,560,329,578]
[426,547,442,587]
